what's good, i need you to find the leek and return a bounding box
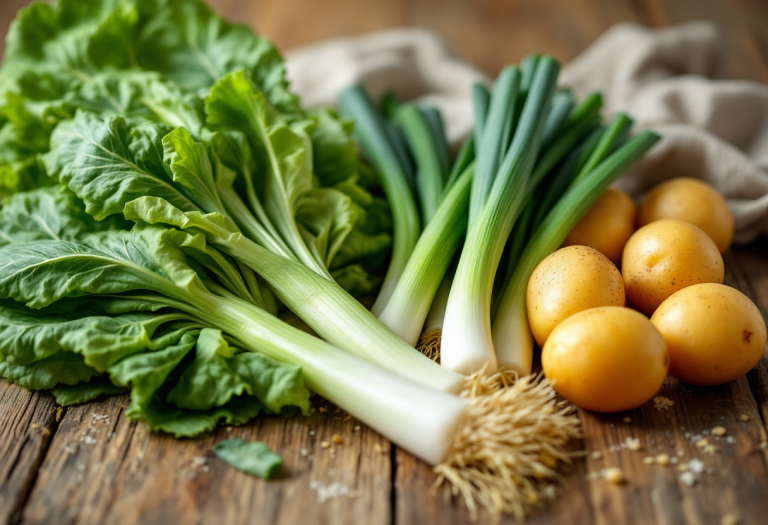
[377,165,474,345]
[471,83,491,147]
[440,57,560,374]
[395,104,448,224]
[469,66,521,223]
[339,86,421,315]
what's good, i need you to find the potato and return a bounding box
[622,220,724,315]
[542,307,669,412]
[527,246,625,347]
[651,283,767,386]
[563,187,636,264]
[638,177,734,253]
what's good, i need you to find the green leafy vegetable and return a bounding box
[212,438,283,479]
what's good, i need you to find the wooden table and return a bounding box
[2,1,768,524]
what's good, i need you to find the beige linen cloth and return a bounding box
[286,22,768,244]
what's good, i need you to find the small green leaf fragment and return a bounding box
[212,438,282,479]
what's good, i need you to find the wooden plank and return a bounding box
[634,0,768,83]
[404,0,638,76]
[725,241,768,456]
[231,0,407,57]
[0,382,60,525]
[20,397,391,525]
[0,0,26,57]
[394,440,595,524]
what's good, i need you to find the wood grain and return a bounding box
[19,398,390,525]
[1,1,768,524]
[0,383,60,525]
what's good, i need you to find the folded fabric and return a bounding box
[286,22,768,243]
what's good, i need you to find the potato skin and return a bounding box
[622,220,724,315]
[638,177,734,253]
[527,246,625,347]
[651,283,767,386]
[542,307,669,413]
[563,187,637,265]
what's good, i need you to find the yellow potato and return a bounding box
[651,283,767,386]
[563,187,637,265]
[638,177,734,253]
[622,220,724,315]
[542,307,669,413]
[527,245,625,347]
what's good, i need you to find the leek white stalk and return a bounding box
[414,264,455,361]
[492,131,661,373]
[192,292,468,465]
[441,57,560,375]
[221,234,467,394]
[377,165,473,346]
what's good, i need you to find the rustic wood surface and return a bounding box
[1,0,768,524]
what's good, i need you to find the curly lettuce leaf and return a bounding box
[110,328,310,437]
[51,377,127,406]
[0,186,129,247]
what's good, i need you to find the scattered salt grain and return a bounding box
[320,441,330,449]
[80,435,97,445]
[309,430,316,436]
[300,448,309,457]
[643,456,655,465]
[308,481,349,503]
[591,451,602,460]
[626,438,641,451]
[353,426,361,432]
[680,471,696,486]
[726,436,735,444]
[688,459,705,474]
